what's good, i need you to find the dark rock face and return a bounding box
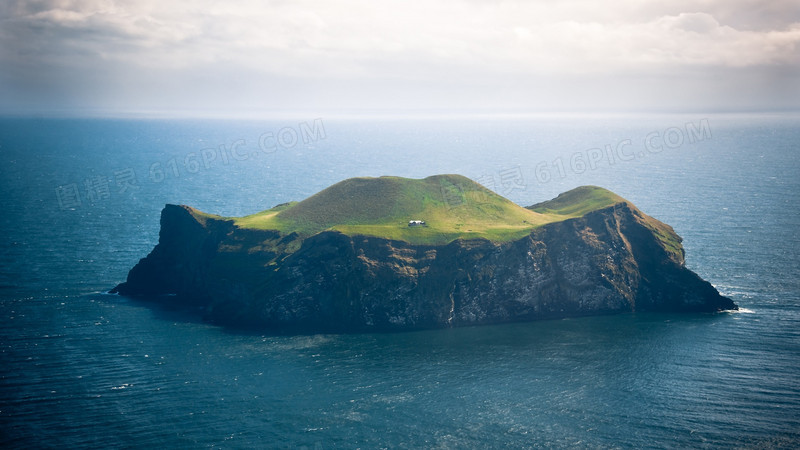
[112,203,736,333]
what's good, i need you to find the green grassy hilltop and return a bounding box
[527,185,625,216]
[192,175,630,245]
[528,184,683,259]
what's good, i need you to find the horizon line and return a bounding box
[2,108,800,121]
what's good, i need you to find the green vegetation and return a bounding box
[184,207,226,226]
[233,175,555,244]
[527,185,625,218]
[529,185,683,261]
[203,176,634,245]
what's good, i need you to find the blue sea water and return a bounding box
[1,115,799,448]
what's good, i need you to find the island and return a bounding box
[112,174,737,332]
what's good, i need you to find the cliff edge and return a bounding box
[112,175,736,332]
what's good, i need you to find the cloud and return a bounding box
[0,0,798,114]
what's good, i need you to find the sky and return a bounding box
[1,0,799,117]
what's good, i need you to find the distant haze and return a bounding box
[1,0,798,117]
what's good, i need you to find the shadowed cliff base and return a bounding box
[112,175,737,333]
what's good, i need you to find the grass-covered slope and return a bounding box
[528,185,683,262]
[527,185,625,217]
[233,175,560,244]
[201,176,646,245]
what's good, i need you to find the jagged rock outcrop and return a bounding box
[112,183,736,333]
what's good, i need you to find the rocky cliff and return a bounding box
[112,178,736,332]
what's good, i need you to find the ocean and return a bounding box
[1,115,798,448]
